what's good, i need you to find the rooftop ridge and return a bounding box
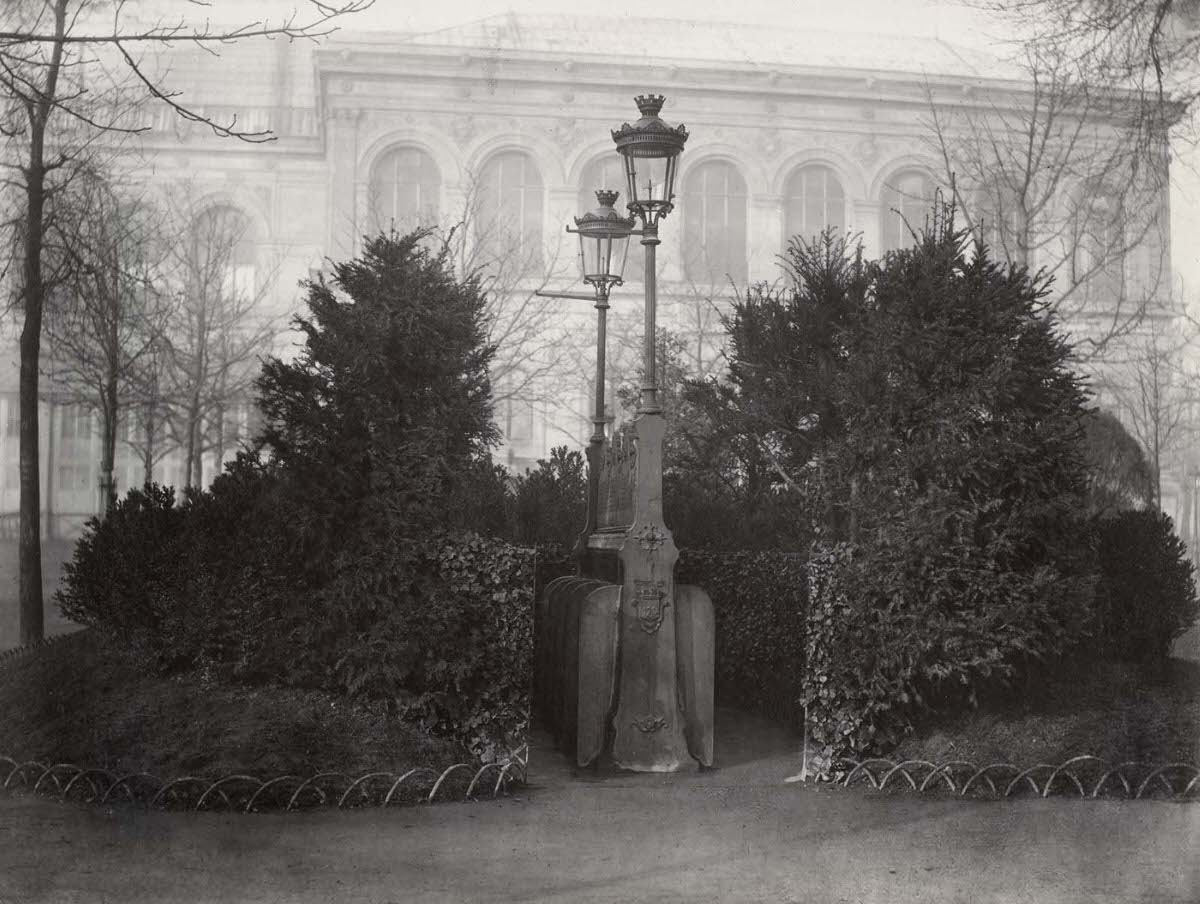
[325,11,1021,81]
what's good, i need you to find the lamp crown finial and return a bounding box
[635,94,666,117]
[595,189,620,207]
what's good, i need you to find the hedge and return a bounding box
[57,481,537,759]
[801,540,1094,772]
[676,550,809,726]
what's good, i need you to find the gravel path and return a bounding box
[0,709,1196,904]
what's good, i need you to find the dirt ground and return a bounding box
[0,710,1196,904]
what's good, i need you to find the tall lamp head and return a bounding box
[611,94,688,227]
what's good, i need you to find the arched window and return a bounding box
[1075,190,1125,304]
[578,152,638,283]
[368,146,440,234]
[784,165,846,245]
[972,185,1024,264]
[190,205,257,299]
[682,160,748,285]
[476,150,544,270]
[881,169,936,253]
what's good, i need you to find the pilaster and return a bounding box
[326,108,363,260]
[852,199,882,260]
[750,195,785,281]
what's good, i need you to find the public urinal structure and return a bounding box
[535,417,714,772]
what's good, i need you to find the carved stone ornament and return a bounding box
[855,135,880,166]
[633,579,669,634]
[553,117,577,151]
[634,524,667,553]
[762,127,782,158]
[632,715,668,733]
[450,116,476,144]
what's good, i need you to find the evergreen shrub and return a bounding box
[1093,510,1198,661]
[787,216,1097,769]
[57,230,536,757]
[56,483,184,662]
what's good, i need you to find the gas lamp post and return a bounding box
[539,95,712,774]
[570,190,634,444]
[611,93,688,413]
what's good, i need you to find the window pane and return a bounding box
[192,206,257,299]
[785,165,846,246]
[682,161,748,285]
[369,147,441,234]
[477,151,544,270]
[881,170,935,252]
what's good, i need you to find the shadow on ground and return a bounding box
[529,706,801,791]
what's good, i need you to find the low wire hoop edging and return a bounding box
[837,757,1200,801]
[0,744,530,814]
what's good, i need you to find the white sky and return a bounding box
[163,0,1200,295]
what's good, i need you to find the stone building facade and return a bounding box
[0,13,1176,537]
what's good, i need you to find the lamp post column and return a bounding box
[640,223,660,414]
[593,291,609,441]
[580,290,609,557]
[610,219,688,772]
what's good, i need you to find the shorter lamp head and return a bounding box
[572,189,635,289]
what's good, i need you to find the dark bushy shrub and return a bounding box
[803,538,1094,767]
[507,447,587,546]
[1093,510,1198,661]
[56,484,184,658]
[1082,410,1154,515]
[59,495,535,757]
[315,533,535,757]
[782,216,1098,771]
[166,455,305,678]
[677,550,808,725]
[58,231,536,756]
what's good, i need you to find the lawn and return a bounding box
[893,653,1200,767]
[0,631,465,780]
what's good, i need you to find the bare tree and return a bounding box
[1101,316,1200,510]
[1,0,367,643]
[124,333,174,487]
[970,0,1200,122]
[163,198,278,489]
[436,173,589,460]
[924,43,1172,363]
[42,171,173,513]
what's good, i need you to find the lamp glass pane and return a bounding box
[622,154,638,209]
[631,155,673,206]
[613,233,630,281]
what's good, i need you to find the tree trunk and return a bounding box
[1154,443,1162,513]
[142,403,155,487]
[99,375,118,514]
[18,114,47,646]
[184,392,202,489]
[16,0,68,645]
[214,402,226,476]
[18,224,45,645]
